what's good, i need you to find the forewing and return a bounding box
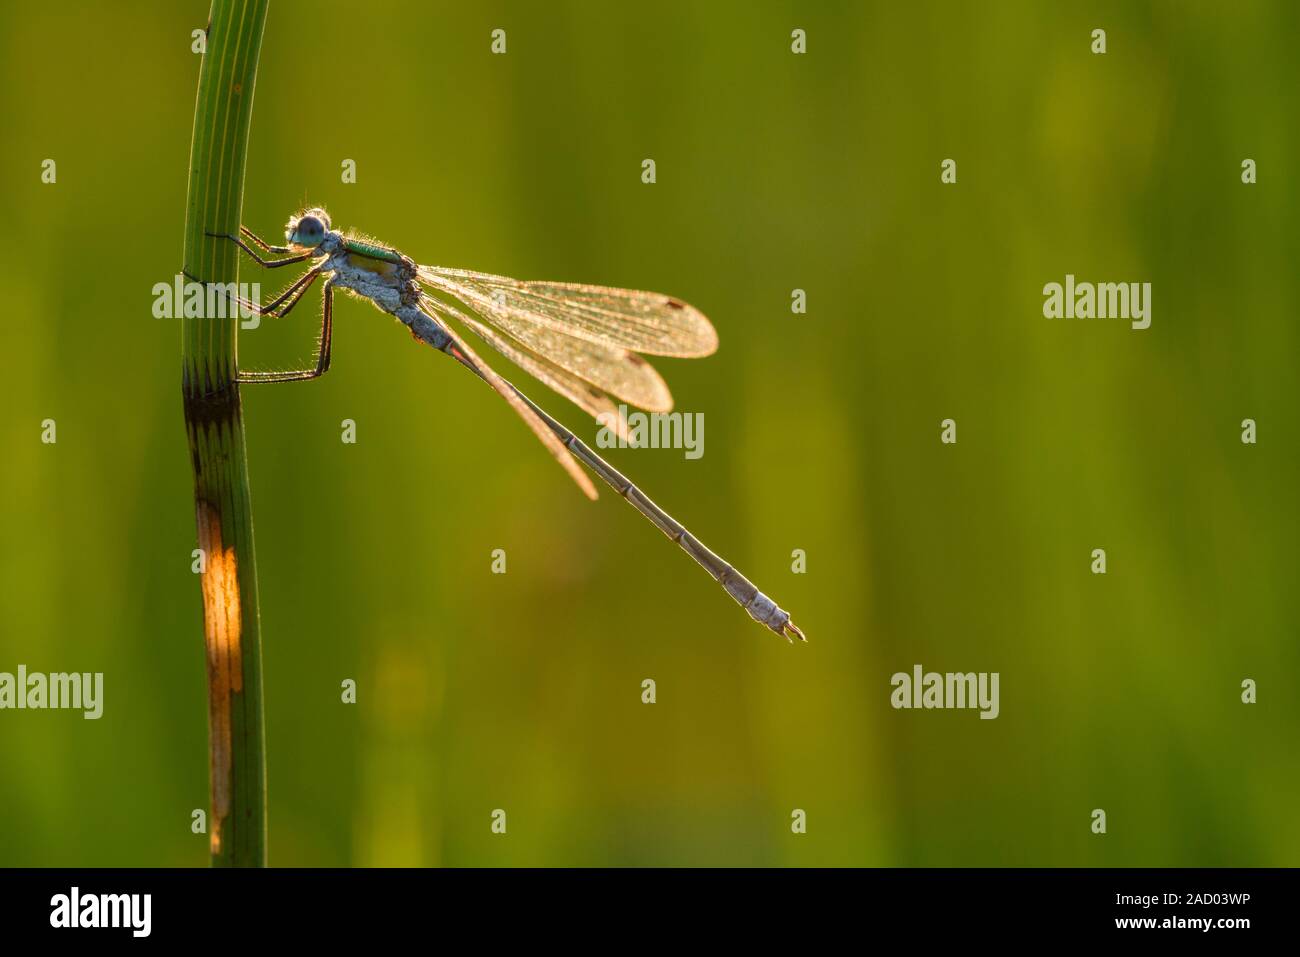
[417,265,718,358]
[426,291,674,415]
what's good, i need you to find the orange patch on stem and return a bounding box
[197,499,243,856]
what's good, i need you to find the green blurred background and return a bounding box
[1,0,1296,866]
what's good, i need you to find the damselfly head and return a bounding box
[285,208,331,248]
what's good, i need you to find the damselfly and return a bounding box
[204,208,804,641]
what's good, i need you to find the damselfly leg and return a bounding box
[237,225,294,255]
[204,232,335,383]
[206,228,312,268]
[236,280,333,383]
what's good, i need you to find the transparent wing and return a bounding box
[422,286,673,415]
[417,298,598,500]
[416,265,718,359]
[427,295,636,443]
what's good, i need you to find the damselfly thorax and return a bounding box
[315,231,422,316]
[201,206,805,642]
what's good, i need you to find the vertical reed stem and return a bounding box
[180,0,271,867]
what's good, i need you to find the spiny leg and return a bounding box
[237,267,322,318]
[237,280,334,384]
[319,281,334,372]
[180,266,321,319]
[207,229,312,268]
[239,225,294,255]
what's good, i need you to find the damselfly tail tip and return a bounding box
[781,619,806,643]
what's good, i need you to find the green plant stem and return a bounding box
[181,0,270,868]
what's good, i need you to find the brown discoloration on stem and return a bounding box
[183,378,266,864]
[199,503,244,695]
[197,498,243,856]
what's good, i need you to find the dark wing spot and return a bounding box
[665,298,685,310]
